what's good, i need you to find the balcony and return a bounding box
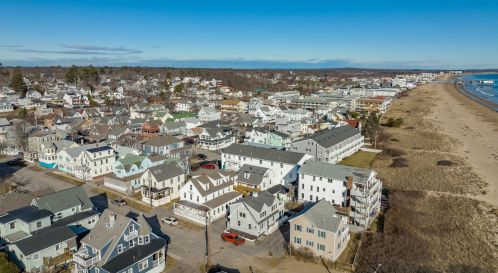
[124,229,138,241]
[73,253,100,268]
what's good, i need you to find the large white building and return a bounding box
[56,143,115,180]
[221,144,313,188]
[289,125,364,163]
[140,162,185,207]
[174,170,242,225]
[298,161,382,230]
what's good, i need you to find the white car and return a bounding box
[161,216,178,226]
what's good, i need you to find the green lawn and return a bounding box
[339,151,378,169]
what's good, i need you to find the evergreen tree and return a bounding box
[362,112,380,143]
[9,68,28,98]
[65,65,79,84]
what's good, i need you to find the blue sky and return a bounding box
[1,0,498,69]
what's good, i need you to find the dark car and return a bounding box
[112,199,127,207]
[197,154,208,160]
[6,159,21,166]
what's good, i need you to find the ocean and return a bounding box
[459,73,498,110]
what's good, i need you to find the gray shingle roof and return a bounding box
[81,209,131,250]
[142,135,182,147]
[223,144,306,165]
[14,226,76,256]
[33,185,93,214]
[296,199,343,232]
[300,160,372,185]
[298,125,361,148]
[148,162,184,182]
[0,206,52,224]
[237,164,269,187]
[237,191,275,212]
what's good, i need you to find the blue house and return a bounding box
[73,209,167,273]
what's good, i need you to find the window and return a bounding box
[56,243,61,251]
[310,185,313,191]
[293,237,301,244]
[294,224,302,232]
[9,222,15,229]
[138,236,144,245]
[248,224,252,230]
[306,227,314,234]
[129,225,135,232]
[237,221,240,226]
[128,268,134,273]
[36,221,42,228]
[117,244,123,254]
[144,235,150,243]
[33,253,40,260]
[317,244,326,251]
[306,240,314,247]
[301,183,304,189]
[318,230,326,238]
[138,259,149,271]
[129,240,135,248]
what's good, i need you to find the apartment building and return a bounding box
[56,143,115,180]
[298,161,382,230]
[289,125,363,163]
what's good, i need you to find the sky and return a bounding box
[1,0,498,69]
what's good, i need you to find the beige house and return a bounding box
[220,99,247,113]
[289,200,350,262]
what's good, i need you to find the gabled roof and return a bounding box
[147,162,184,182]
[136,213,152,236]
[142,135,182,147]
[81,209,131,250]
[14,226,76,256]
[237,164,270,186]
[223,144,306,165]
[237,191,275,213]
[33,185,93,214]
[0,206,52,224]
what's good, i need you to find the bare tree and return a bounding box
[14,120,30,152]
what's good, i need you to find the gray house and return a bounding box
[142,135,184,156]
[0,206,52,243]
[228,191,285,239]
[289,125,364,163]
[31,185,99,234]
[73,209,167,273]
[9,226,77,272]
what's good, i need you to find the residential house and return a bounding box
[245,128,291,150]
[140,162,186,207]
[198,127,235,151]
[0,206,53,243]
[289,200,350,262]
[56,143,115,180]
[141,120,162,138]
[39,140,79,169]
[220,99,246,113]
[289,125,364,163]
[160,121,187,136]
[73,210,167,273]
[174,170,242,225]
[235,164,273,191]
[222,144,312,188]
[9,226,77,272]
[142,135,184,156]
[175,99,193,112]
[228,191,285,239]
[198,106,221,122]
[298,161,382,230]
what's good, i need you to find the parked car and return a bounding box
[221,232,245,246]
[197,154,208,160]
[201,164,216,170]
[6,160,20,166]
[161,216,178,226]
[112,199,127,207]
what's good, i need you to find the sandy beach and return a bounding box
[429,77,498,208]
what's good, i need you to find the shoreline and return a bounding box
[455,82,498,112]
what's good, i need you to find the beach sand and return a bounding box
[429,76,498,208]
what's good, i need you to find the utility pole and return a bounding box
[204,210,211,273]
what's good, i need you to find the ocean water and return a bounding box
[460,74,498,108]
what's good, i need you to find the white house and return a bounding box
[175,99,193,112]
[221,144,312,188]
[174,170,242,225]
[140,162,186,207]
[56,143,115,180]
[228,191,285,239]
[198,106,221,122]
[198,127,235,151]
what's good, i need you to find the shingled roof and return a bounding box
[298,125,361,148]
[223,144,306,165]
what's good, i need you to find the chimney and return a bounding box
[109,213,116,227]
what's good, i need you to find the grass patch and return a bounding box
[339,151,378,169]
[91,187,152,213]
[46,172,85,186]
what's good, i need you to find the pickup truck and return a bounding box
[221,232,245,246]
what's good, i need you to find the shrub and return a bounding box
[0,253,19,273]
[386,117,404,128]
[437,160,455,166]
[390,157,409,168]
[384,148,405,157]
